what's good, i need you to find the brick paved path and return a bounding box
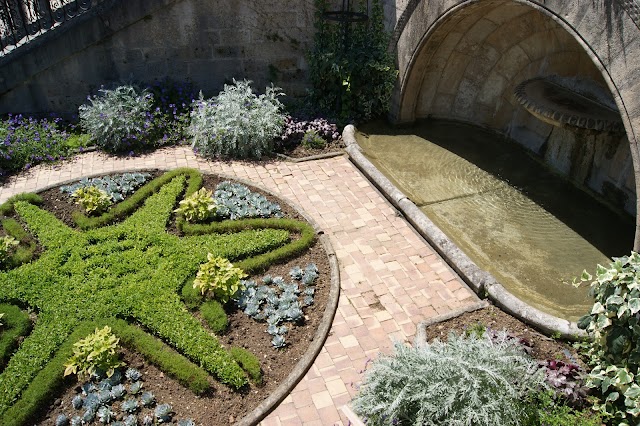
[0,147,478,425]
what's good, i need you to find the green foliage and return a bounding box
[200,300,228,334]
[352,332,546,425]
[0,193,42,216]
[576,252,640,422]
[181,278,204,310]
[63,133,92,150]
[193,255,247,303]
[174,187,217,223]
[0,304,32,371]
[308,0,397,123]
[0,168,315,419]
[230,346,262,384]
[188,79,286,159]
[182,217,315,275]
[1,218,36,268]
[530,391,603,426]
[111,320,211,395]
[71,185,112,215]
[63,326,124,379]
[0,236,18,266]
[301,129,326,149]
[213,181,283,220]
[79,85,154,152]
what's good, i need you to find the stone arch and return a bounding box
[391,0,640,248]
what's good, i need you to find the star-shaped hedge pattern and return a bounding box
[0,171,297,415]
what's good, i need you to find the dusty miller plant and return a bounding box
[79,85,154,152]
[351,331,546,426]
[575,252,640,423]
[188,80,286,159]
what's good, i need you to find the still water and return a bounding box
[357,120,635,321]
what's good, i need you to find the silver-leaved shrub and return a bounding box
[79,85,154,152]
[352,332,546,426]
[188,79,285,159]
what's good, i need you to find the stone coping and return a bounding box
[343,124,585,340]
[26,167,342,426]
[514,77,624,133]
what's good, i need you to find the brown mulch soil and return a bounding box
[424,304,583,366]
[20,170,332,425]
[276,138,345,159]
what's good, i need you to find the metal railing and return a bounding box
[0,0,99,56]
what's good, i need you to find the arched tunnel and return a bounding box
[391,0,640,247]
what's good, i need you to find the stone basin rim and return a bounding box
[343,124,585,340]
[514,76,625,134]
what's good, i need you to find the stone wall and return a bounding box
[0,0,318,114]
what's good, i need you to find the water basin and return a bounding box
[357,120,635,321]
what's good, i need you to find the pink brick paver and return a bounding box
[0,147,478,425]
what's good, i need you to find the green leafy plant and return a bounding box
[188,79,286,159]
[230,347,262,384]
[0,236,18,266]
[200,300,228,334]
[193,255,247,303]
[0,313,3,329]
[308,0,397,123]
[575,252,640,423]
[79,85,154,152]
[301,129,326,149]
[174,187,217,223]
[71,185,112,215]
[352,332,546,425]
[64,326,124,379]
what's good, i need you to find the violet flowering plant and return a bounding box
[0,114,72,177]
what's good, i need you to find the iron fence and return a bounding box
[0,0,100,56]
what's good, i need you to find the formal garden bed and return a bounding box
[0,167,336,425]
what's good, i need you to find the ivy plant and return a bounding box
[575,252,640,423]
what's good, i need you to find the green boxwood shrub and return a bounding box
[0,304,31,372]
[230,346,262,384]
[200,300,228,335]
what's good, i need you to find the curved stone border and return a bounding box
[513,77,625,133]
[343,124,584,340]
[27,166,341,425]
[275,151,346,163]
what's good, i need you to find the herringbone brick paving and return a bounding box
[0,147,478,425]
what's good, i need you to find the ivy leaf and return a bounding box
[628,298,640,315]
[607,327,631,357]
[607,391,620,402]
[624,384,640,400]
